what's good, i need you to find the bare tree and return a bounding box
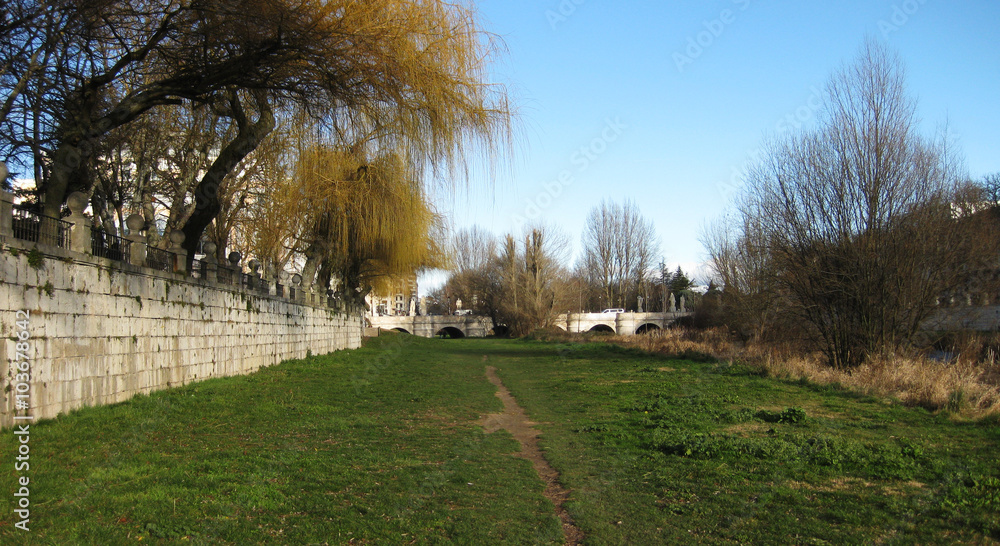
[452,225,498,275]
[580,199,658,310]
[702,214,781,342]
[709,39,998,367]
[441,224,571,336]
[981,172,1000,208]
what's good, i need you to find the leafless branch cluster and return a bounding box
[705,39,999,368]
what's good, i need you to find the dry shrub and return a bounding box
[848,355,1000,415]
[541,326,1000,418]
[614,327,738,361]
[743,342,1000,417]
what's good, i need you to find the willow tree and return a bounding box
[3,0,510,262]
[282,144,445,307]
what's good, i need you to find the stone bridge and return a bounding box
[368,311,693,338]
[553,311,693,335]
[367,314,493,338]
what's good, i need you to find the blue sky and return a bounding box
[422,0,1000,293]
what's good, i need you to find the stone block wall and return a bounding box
[1,237,362,423]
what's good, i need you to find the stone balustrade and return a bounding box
[0,190,334,309]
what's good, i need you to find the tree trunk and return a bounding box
[182,91,274,264]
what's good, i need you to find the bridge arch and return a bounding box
[635,323,660,335]
[392,327,411,334]
[435,327,466,339]
[588,324,615,334]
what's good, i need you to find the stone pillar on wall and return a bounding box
[227,251,241,286]
[0,189,13,238]
[169,230,187,275]
[292,274,304,302]
[264,264,276,296]
[248,259,262,291]
[67,192,91,254]
[203,242,219,283]
[279,271,290,298]
[125,214,147,267]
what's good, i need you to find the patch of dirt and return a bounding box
[786,478,925,496]
[480,364,584,545]
[722,422,772,435]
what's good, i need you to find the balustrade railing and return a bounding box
[190,258,206,279]
[145,246,177,273]
[91,230,132,263]
[216,266,237,286]
[11,208,72,249]
[1,192,327,307]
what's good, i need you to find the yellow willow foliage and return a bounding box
[279,0,514,185]
[291,144,446,294]
[240,173,311,272]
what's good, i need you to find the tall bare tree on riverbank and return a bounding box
[706,39,997,368]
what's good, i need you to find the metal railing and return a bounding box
[2,206,329,307]
[91,230,132,263]
[216,265,237,286]
[11,208,72,249]
[145,246,177,273]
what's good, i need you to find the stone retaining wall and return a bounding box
[1,236,362,424]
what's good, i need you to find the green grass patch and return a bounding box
[2,335,998,544]
[478,337,1000,544]
[0,334,562,544]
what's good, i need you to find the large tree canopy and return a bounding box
[1,0,511,270]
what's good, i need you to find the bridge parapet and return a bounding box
[555,311,692,335]
[369,311,692,338]
[368,315,493,338]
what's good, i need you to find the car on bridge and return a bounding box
[601,308,625,314]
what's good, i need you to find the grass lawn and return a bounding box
[2,334,999,544]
